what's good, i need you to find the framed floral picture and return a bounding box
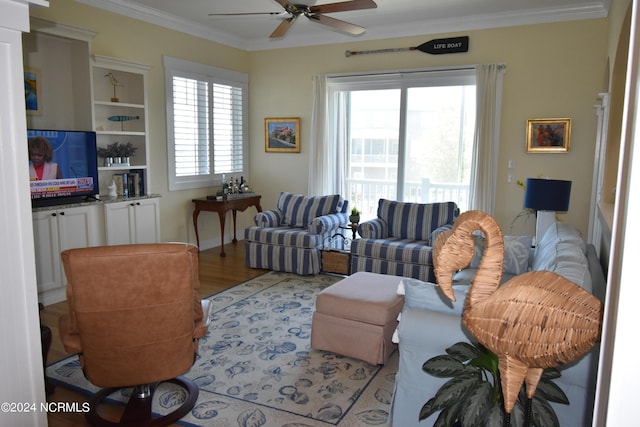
[265,117,300,153]
[526,118,571,153]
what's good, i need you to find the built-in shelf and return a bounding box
[94,101,144,109]
[91,55,151,196]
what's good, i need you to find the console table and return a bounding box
[192,195,262,257]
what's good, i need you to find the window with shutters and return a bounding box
[164,56,248,190]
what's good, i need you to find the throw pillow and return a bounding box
[503,235,533,275]
[398,277,467,315]
[469,234,532,275]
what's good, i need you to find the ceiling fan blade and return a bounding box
[270,16,298,38]
[274,0,291,8]
[307,14,366,35]
[208,12,284,16]
[310,0,377,14]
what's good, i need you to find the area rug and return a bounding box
[46,271,398,426]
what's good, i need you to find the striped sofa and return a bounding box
[244,192,349,275]
[350,199,460,282]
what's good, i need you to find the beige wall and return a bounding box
[32,0,609,246]
[250,21,608,238]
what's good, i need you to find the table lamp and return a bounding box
[523,178,572,245]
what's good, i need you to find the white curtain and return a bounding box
[469,63,506,214]
[308,75,346,196]
[308,75,327,195]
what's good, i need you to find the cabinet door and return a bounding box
[32,204,101,303]
[32,211,62,293]
[132,198,160,244]
[57,205,101,251]
[104,201,135,245]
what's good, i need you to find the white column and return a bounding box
[0,1,49,426]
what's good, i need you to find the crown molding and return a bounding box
[76,0,609,52]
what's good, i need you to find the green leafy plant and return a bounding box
[96,141,137,158]
[351,207,361,216]
[421,342,568,427]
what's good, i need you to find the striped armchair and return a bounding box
[350,199,460,282]
[244,192,349,275]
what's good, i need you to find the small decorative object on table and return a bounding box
[105,71,122,102]
[108,115,140,132]
[349,206,360,224]
[97,142,137,166]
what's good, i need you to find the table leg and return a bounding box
[232,209,238,243]
[192,209,201,249]
[217,210,226,257]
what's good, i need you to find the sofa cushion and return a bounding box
[535,221,587,257]
[531,221,592,291]
[376,199,459,241]
[244,226,324,249]
[277,192,342,228]
[351,237,434,264]
[534,241,592,292]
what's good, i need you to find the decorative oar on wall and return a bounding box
[345,35,469,57]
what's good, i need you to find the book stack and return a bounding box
[112,170,145,197]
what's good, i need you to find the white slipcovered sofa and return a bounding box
[388,222,606,427]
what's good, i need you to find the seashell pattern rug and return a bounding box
[46,271,398,426]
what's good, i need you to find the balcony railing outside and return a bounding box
[347,177,469,221]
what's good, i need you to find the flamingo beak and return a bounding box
[436,271,456,302]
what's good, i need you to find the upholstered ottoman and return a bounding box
[311,271,404,365]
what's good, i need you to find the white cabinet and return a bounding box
[104,197,161,245]
[32,204,102,305]
[91,55,151,197]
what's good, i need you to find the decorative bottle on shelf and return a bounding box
[228,176,235,194]
[221,174,228,199]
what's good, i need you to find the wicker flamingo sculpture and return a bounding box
[433,210,603,416]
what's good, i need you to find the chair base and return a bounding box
[86,376,198,427]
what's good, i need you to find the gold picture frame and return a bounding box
[265,117,300,153]
[526,118,571,153]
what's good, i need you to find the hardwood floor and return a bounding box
[40,240,267,427]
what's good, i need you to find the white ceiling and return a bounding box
[77,0,610,51]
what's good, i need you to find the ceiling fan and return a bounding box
[208,0,377,38]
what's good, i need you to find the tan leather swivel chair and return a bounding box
[58,243,212,427]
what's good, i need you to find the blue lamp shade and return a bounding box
[524,178,572,211]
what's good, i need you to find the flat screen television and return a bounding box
[28,129,99,208]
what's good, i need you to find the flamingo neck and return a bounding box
[457,217,504,309]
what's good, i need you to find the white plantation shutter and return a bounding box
[164,56,248,190]
[173,77,210,177]
[212,83,244,173]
